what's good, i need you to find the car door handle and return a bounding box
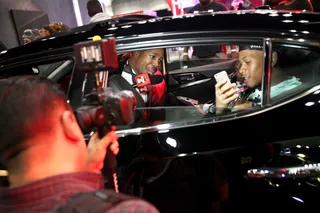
[178,73,195,81]
[172,72,205,84]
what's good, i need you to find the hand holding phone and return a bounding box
[214,71,230,83]
[214,71,239,114]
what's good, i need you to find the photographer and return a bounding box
[0,76,159,212]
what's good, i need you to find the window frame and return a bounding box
[2,30,320,136]
[114,36,320,137]
[113,37,270,136]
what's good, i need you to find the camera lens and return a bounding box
[121,90,137,110]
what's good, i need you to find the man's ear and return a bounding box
[271,51,278,67]
[60,110,83,143]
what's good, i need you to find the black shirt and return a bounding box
[277,0,313,11]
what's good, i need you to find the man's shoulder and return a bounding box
[187,4,200,13]
[52,189,159,213]
[211,1,228,11]
[90,12,111,23]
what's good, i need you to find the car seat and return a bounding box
[272,53,320,103]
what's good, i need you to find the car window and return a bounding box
[68,42,266,131]
[166,43,265,115]
[269,44,320,104]
[0,59,74,94]
[37,61,67,77]
[0,65,38,79]
[166,44,241,105]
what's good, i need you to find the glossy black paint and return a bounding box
[1,11,320,212]
[115,85,320,166]
[156,90,320,154]
[1,11,320,65]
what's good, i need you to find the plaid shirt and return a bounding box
[0,172,159,213]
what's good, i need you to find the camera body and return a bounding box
[73,38,136,132]
[75,88,136,131]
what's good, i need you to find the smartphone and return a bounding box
[214,71,230,83]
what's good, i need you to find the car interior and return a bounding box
[271,47,320,103]
[2,42,320,125]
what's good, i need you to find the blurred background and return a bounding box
[0,0,318,49]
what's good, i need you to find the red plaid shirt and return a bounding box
[0,172,159,213]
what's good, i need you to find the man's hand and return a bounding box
[85,130,119,173]
[232,100,253,112]
[215,80,239,114]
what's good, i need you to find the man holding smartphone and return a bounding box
[209,44,302,115]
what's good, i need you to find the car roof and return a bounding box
[0,10,320,65]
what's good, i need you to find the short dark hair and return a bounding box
[87,0,103,17]
[0,76,68,162]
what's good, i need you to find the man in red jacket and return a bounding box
[121,49,167,107]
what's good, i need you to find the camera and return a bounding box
[75,88,136,131]
[72,37,137,192]
[73,37,137,132]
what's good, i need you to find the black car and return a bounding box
[1,10,320,212]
